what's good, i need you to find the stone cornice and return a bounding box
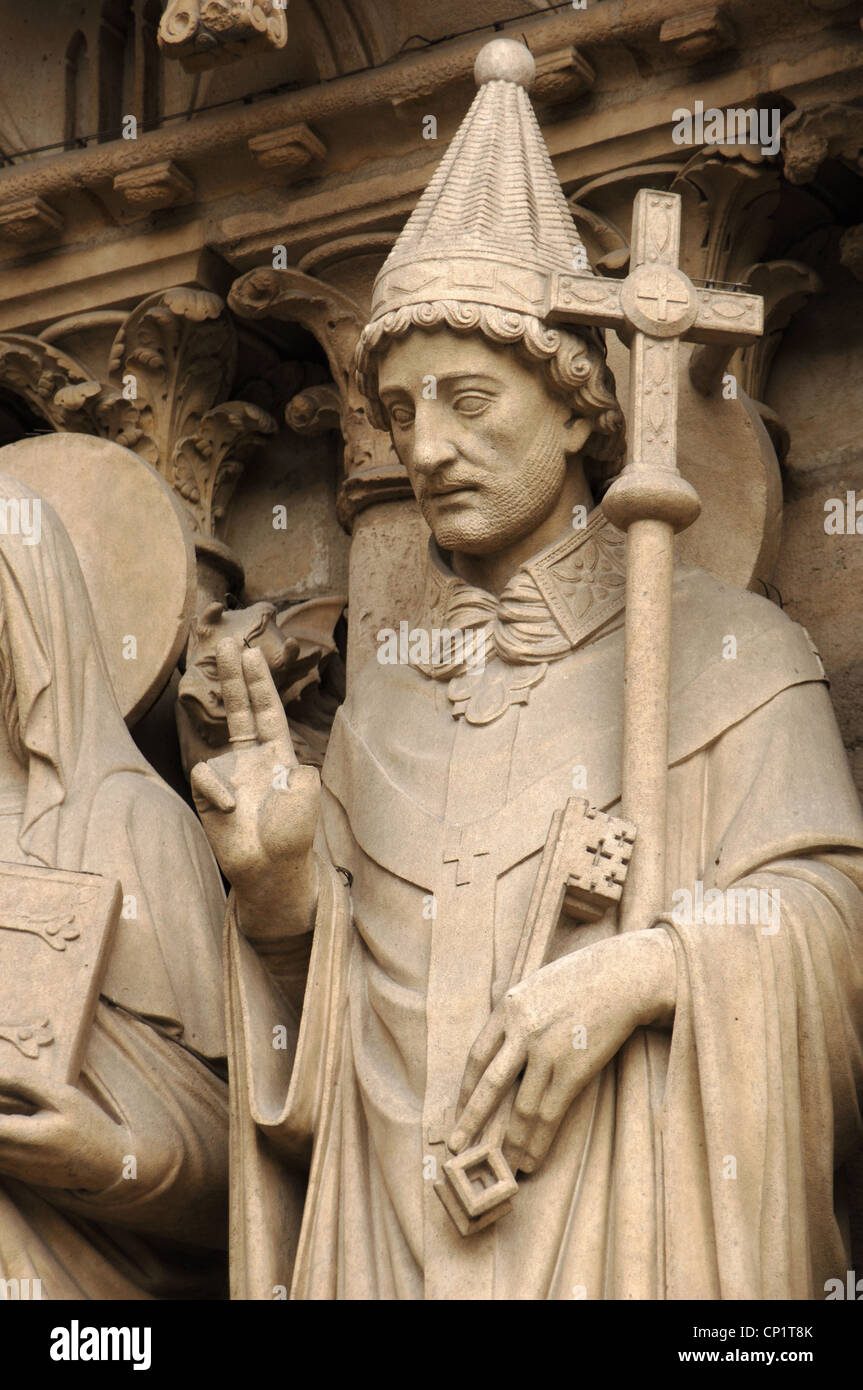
[0,0,852,219]
[213,29,863,270]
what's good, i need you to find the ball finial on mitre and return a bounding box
[473,36,536,89]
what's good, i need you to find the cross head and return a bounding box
[547,187,764,478]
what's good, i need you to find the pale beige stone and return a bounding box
[159,0,289,72]
[187,37,863,1301]
[0,434,196,725]
[0,473,227,1299]
[2,0,863,1309]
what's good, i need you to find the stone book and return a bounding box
[0,862,121,1102]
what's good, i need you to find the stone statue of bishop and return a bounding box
[192,39,863,1301]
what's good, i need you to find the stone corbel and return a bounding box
[659,6,736,61]
[532,48,595,109]
[247,124,327,178]
[227,266,408,530]
[0,198,63,245]
[158,0,289,72]
[113,160,195,213]
[781,103,863,186]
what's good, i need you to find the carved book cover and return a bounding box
[0,863,121,1095]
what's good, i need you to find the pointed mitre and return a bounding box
[369,37,592,325]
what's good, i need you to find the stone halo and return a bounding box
[0,434,196,725]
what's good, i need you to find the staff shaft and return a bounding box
[617,517,675,933]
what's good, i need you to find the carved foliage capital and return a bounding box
[0,289,277,541]
[0,336,107,434]
[159,0,289,72]
[107,287,276,535]
[229,264,406,524]
[781,103,863,186]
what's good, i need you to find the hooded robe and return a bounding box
[227,510,863,1300]
[0,477,227,1300]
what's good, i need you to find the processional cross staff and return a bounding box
[550,187,764,933]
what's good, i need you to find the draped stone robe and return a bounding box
[227,512,863,1300]
[0,480,228,1301]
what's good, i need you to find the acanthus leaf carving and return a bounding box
[108,287,238,473]
[737,260,823,402]
[669,149,813,429]
[689,259,821,435]
[672,146,780,288]
[228,266,408,527]
[159,0,289,72]
[172,399,277,536]
[285,384,343,435]
[781,103,863,186]
[0,336,108,434]
[106,288,278,538]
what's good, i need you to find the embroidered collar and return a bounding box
[412,507,627,680]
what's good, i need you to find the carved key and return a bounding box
[435,797,636,1236]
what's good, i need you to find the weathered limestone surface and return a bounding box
[0,0,862,1309]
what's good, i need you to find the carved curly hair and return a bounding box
[355,300,627,490]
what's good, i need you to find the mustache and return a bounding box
[421,471,484,496]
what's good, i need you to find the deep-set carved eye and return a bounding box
[453,394,492,416]
[389,405,415,427]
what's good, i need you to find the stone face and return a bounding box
[1,0,863,1315]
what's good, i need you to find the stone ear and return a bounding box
[563,415,592,457]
